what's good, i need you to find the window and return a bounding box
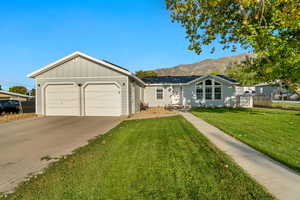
[196,79,222,100]
[214,81,222,100]
[214,87,222,100]
[196,82,203,100]
[205,79,212,85]
[156,88,163,100]
[205,87,212,100]
[196,88,203,100]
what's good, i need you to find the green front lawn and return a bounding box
[191,107,300,173]
[272,101,300,109]
[4,116,272,200]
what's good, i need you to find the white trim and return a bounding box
[0,90,33,98]
[27,51,145,85]
[41,82,80,116]
[156,87,164,100]
[194,78,223,102]
[127,77,130,115]
[35,82,38,114]
[145,75,238,86]
[81,81,122,116]
[36,76,126,80]
[188,74,238,85]
[146,83,187,86]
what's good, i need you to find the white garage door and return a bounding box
[45,84,80,116]
[84,84,121,116]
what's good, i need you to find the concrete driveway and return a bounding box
[0,116,123,193]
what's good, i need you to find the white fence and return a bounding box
[236,94,272,108]
[253,94,272,107]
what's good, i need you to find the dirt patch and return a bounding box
[127,107,178,120]
[0,113,39,123]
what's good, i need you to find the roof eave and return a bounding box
[27,51,146,86]
[0,90,33,98]
[187,74,237,85]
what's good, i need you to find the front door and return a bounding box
[171,86,181,105]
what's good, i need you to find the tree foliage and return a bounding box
[225,59,259,86]
[30,88,36,96]
[166,0,300,92]
[135,70,158,78]
[9,86,28,95]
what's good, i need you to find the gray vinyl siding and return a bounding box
[144,86,173,107]
[37,56,123,78]
[183,78,236,107]
[182,83,236,107]
[35,56,129,115]
[128,78,143,114]
[143,77,236,107]
[255,85,277,96]
[134,83,141,112]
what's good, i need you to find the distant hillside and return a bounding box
[153,53,251,76]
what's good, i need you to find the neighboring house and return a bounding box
[27,51,238,116]
[255,83,278,96]
[235,86,256,95]
[255,83,300,100]
[0,90,33,102]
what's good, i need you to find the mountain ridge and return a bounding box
[152,53,251,76]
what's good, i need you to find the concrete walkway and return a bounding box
[181,112,300,200]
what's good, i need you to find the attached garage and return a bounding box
[83,83,121,116]
[28,51,144,116]
[44,84,80,116]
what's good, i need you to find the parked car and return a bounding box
[0,100,22,114]
[244,90,256,95]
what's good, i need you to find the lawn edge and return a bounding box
[181,114,275,199]
[190,109,300,174]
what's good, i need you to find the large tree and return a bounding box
[166,0,300,93]
[9,86,28,95]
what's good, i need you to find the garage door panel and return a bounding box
[84,84,121,116]
[45,84,79,116]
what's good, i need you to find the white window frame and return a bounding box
[196,82,204,100]
[156,88,164,100]
[214,81,222,100]
[195,79,223,101]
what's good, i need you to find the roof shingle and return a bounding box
[141,76,201,84]
[141,75,237,84]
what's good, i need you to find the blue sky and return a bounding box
[0,0,246,90]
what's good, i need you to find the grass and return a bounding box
[3,116,272,200]
[0,113,37,123]
[272,101,300,109]
[191,107,300,173]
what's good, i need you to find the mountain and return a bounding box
[152,53,251,76]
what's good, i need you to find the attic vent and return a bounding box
[73,57,79,63]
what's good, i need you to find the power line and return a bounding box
[0,80,34,88]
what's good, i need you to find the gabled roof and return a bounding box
[142,74,238,85]
[0,90,33,98]
[142,76,201,84]
[215,74,238,84]
[27,51,145,85]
